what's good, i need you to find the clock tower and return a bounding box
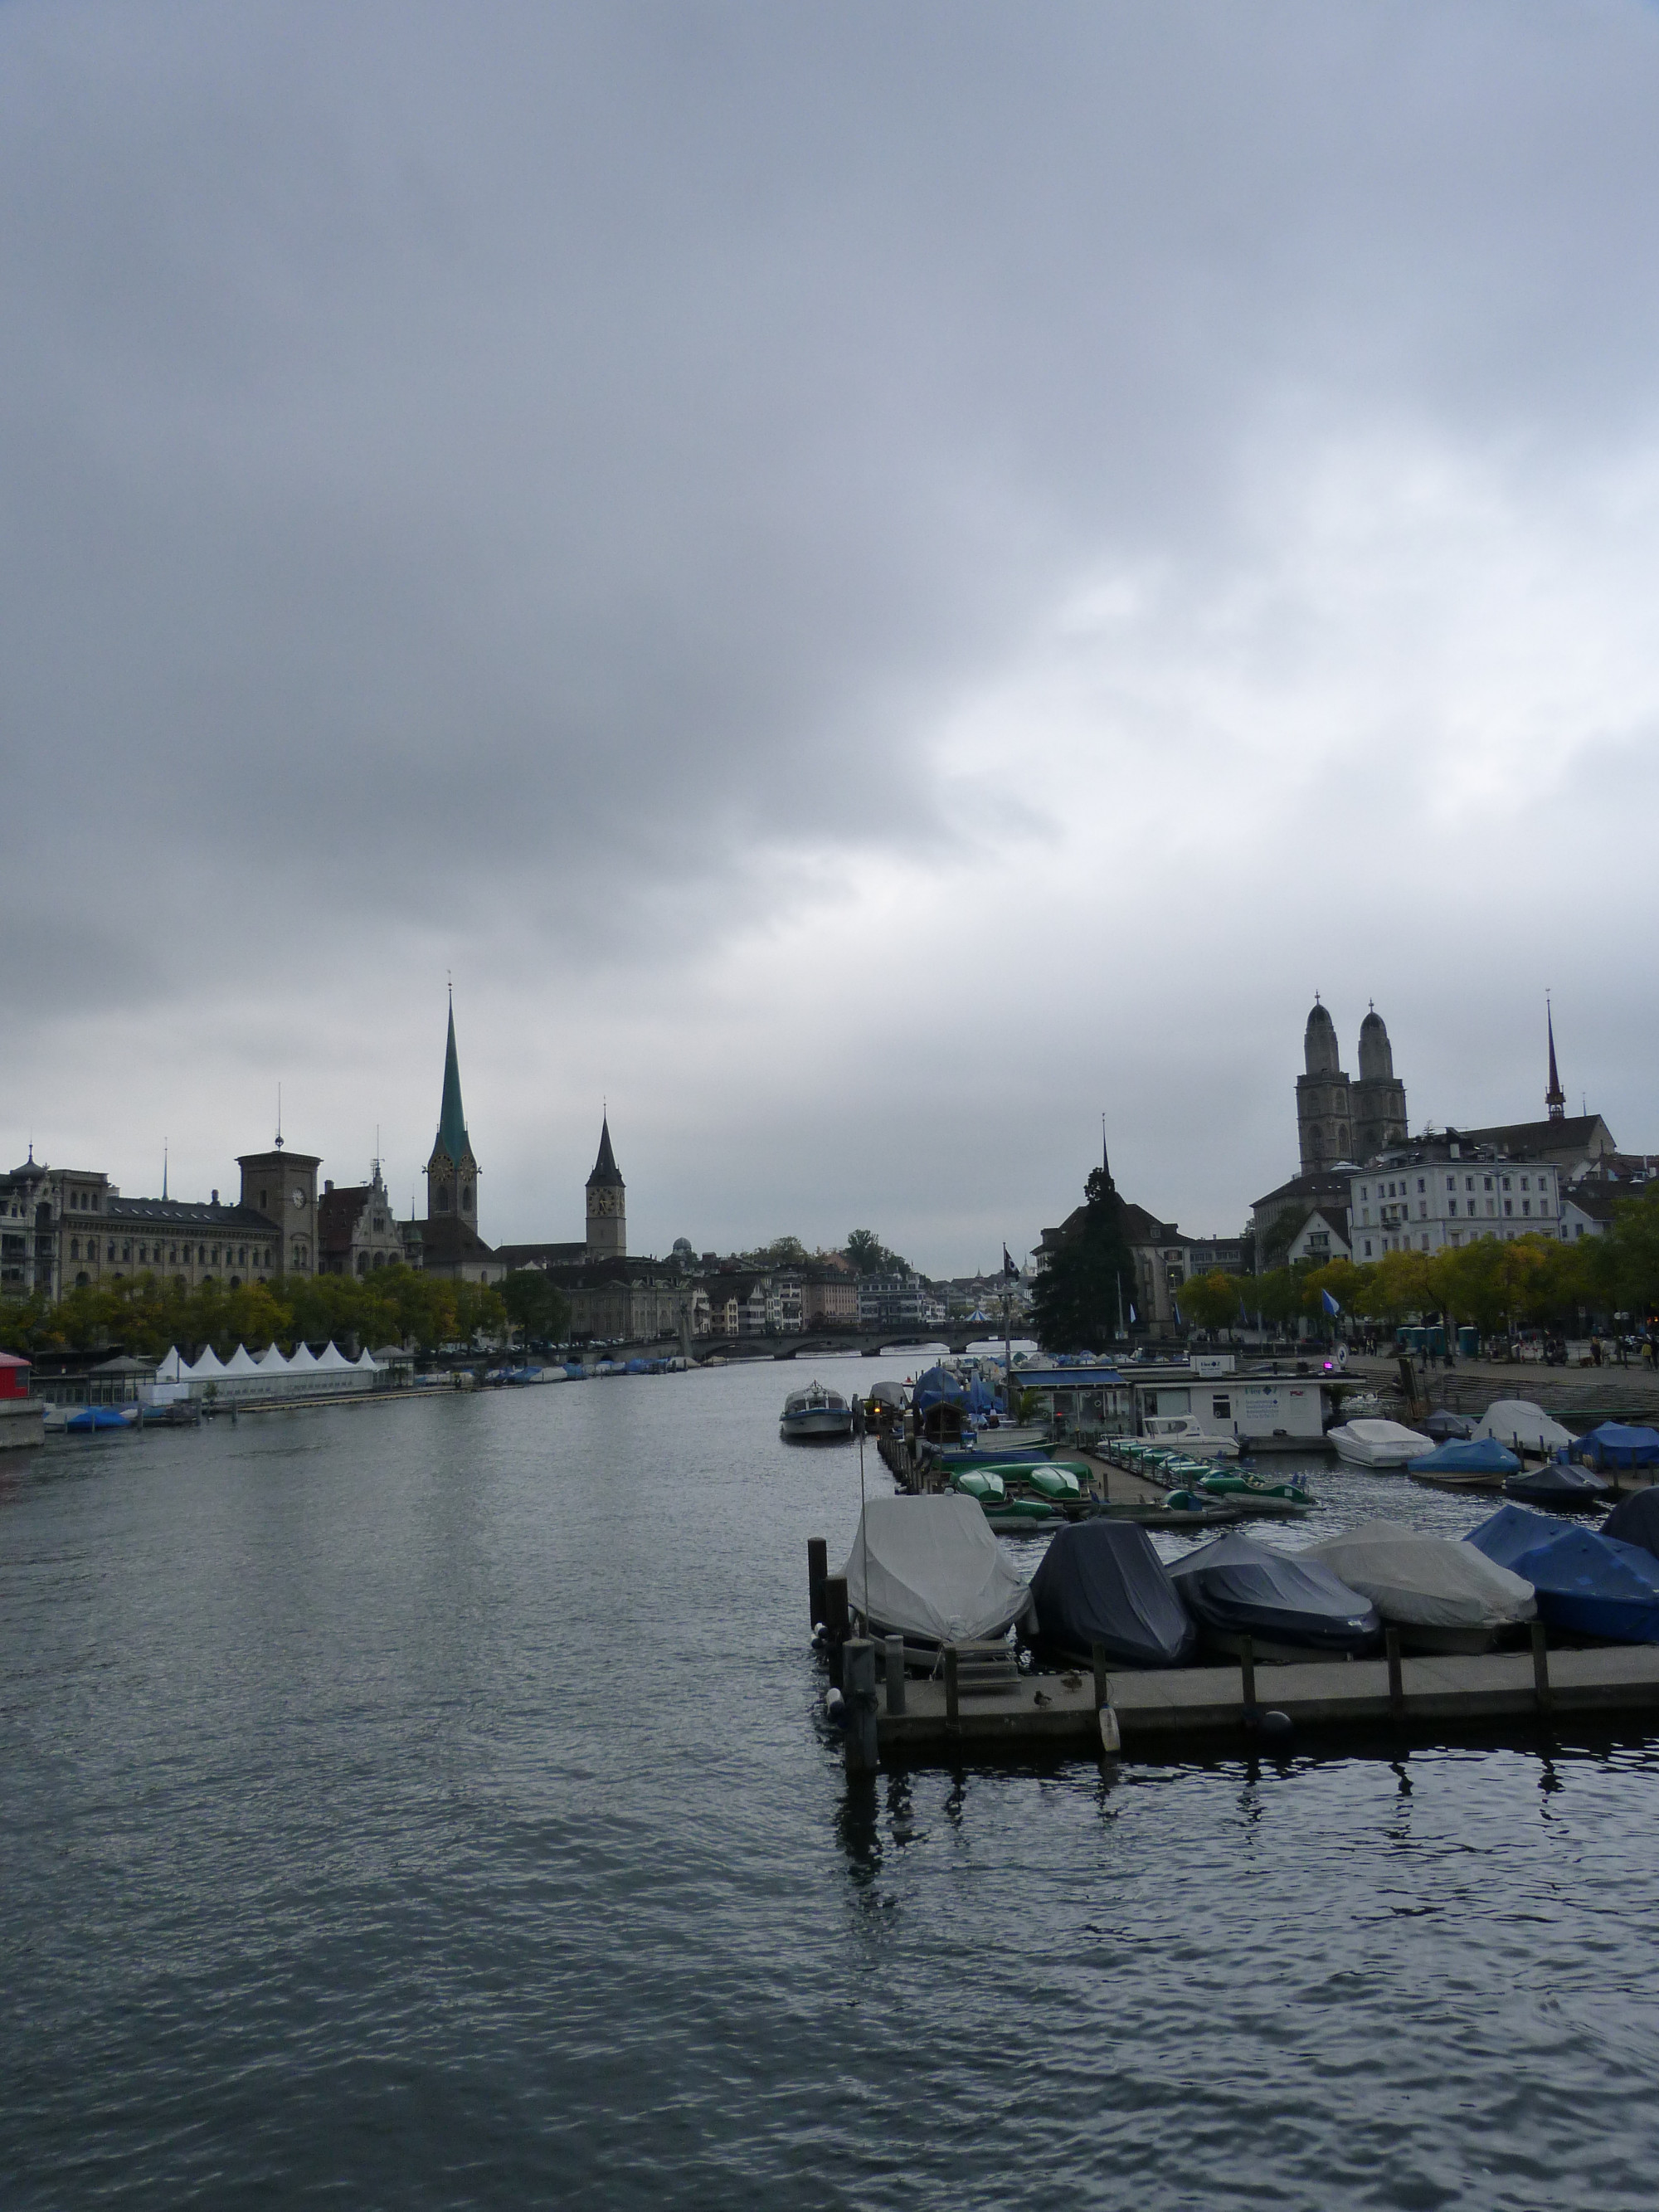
[426,992,479,1230]
[586,1116,625,1263]
[239,1140,321,1277]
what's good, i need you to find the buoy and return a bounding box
[1260,1709,1293,1740]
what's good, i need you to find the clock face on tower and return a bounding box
[591,1189,617,1216]
[292,1187,306,1209]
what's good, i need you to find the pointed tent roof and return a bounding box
[432,995,472,1167]
[315,1341,353,1372]
[221,1344,262,1376]
[586,1114,624,1189]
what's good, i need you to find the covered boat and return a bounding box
[1603,1488,1659,1561]
[1422,1410,1477,1444]
[1027,1521,1197,1669]
[780,1381,853,1440]
[1406,1438,1519,1490]
[1465,1505,1659,1644]
[1166,1532,1379,1659]
[839,1496,1034,1653]
[1306,1519,1535,1652]
[1475,1399,1573,1457]
[1576,1422,1659,1473]
[1330,1419,1433,1469]
[951,1467,1006,1506]
[1504,1461,1611,1508]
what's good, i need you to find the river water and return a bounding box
[4,1361,1657,2209]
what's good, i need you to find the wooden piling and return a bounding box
[1238,1634,1256,1709]
[884,1635,907,1716]
[843,1639,878,1773]
[1531,1620,1553,1717]
[824,1573,849,1647]
[807,1537,827,1631]
[944,1644,960,1728]
[1386,1626,1404,1719]
[1092,1642,1110,1711]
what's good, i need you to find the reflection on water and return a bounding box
[2,1363,1657,2211]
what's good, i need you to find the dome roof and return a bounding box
[1303,999,1341,1074]
[1358,1005,1394,1080]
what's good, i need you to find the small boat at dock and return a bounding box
[1330,1419,1433,1469]
[1167,1532,1379,1659]
[839,1495,1034,1659]
[1467,1504,1659,1644]
[1407,1439,1518,1492]
[1306,1521,1535,1653]
[780,1382,853,1440]
[1027,1521,1197,1669]
[1504,1461,1612,1508]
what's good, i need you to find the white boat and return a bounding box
[1475,1398,1574,1457]
[1140,1414,1240,1459]
[780,1381,853,1440]
[1306,1520,1536,1653]
[1329,1418,1433,1469]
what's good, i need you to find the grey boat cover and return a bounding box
[839,1496,1034,1644]
[1306,1519,1535,1629]
[1504,1461,1611,1505]
[1166,1532,1379,1654]
[1029,1521,1197,1669]
[1423,1411,1477,1443]
[1602,1487,1659,1561]
[1476,1399,1573,1454]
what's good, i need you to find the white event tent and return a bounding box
[144,1341,384,1404]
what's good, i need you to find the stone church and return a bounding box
[1296,999,1408,1172]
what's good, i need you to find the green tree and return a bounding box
[1030,1168,1134,1352]
[1179,1269,1243,1335]
[844,1230,908,1278]
[501,1269,572,1347]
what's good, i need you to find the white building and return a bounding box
[1348,1145,1564,1262]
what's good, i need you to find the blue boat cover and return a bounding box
[1578,1422,1659,1469]
[1504,1462,1610,1505]
[1465,1505,1659,1643]
[912,1364,968,1415]
[1029,1521,1197,1669]
[1603,1488,1659,1561]
[1166,1532,1379,1655]
[1407,1438,1520,1476]
[66,1406,130,1431]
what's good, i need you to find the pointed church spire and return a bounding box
[1545,996,1566,1122]
[435,992,471,1165]
[587,1113,623,1187]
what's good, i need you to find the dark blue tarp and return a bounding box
[1029,1521,1197,1669]
[1603,1488,1659,1562]
[1166,1532,1379,1656]
[1504,1462,1611,1506]
[1423,1411,1477,1443]
[1465,1505,1659,1643]
[1407,1438,1520,1476]
[1577,1422,1659,1470]
[912,1365,968,1415]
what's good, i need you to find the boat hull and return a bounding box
[781,1411,853,1440]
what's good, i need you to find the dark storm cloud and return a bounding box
[4,2,1659,1255]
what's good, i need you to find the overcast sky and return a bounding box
[5,2,1658,1274]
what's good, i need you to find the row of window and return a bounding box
[1361,1225,1573,1257]
[66,1239,275,1268]
[1361,1171,1551,1201]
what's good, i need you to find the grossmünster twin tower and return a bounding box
[1296,999,1408,1173]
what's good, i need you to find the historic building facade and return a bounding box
[1296,1000,1408,1174]
[416,997,502,1284]
[319,1164,405,1278]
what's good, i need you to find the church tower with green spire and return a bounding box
[426,994,479,1230]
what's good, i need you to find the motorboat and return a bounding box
[1475,1399,1573,1458]
[1603,1488,1659,1560]
[1026,1521,1197,1669]
[838,1495,1034,1658]
[1306,1520,1535,1653]
[780,1381,853,1440]
[1329,1418,1433,1469]
[1139,1414,1241,1460]
[63,1406,139,1433]
[1422,1410,1477,1444]
[1465,1504,1659,1644]
[1165,1532,1380,1659]
[1406,1439,1519,1492]
[1196,1469,1318,1510]
[1575,1423,1659,1474]
[1504,1461,1612,1508]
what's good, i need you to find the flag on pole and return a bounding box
[1128,1303,1136,1323]
[1321,1289,1341,1317]
[1002,1245,1019,1279]
[1172,1298,1183,1327]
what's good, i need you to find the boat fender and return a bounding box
[811,1622,828,1645]
[1253,1709,1293,1741]
[824,1688,847,1728]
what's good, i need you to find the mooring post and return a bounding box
[1531,1620,1553,1717]
[1386,1626,1404,1718]
[944,1644,960,1728]
[1238,1634,1256,1710]
[824,1573,849,1650]
[843,1639,878,1774]
[883,1634,907,1716]
[807,1537,828,1631]
[1092,1641,1110,1711]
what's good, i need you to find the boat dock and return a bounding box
[831,1629,1659,1767]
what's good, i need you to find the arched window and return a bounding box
[229,1275,241,1290]
[69,1238,80,1260]
[373,1252,385,1269]
[75,1271,89,1288]
[461,1182,474,1214]
[357,1253,369,1277]
[437,1186,450,1213]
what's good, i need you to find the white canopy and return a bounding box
[1477,1399,1574,1454]
[221,1344,262,1376]
[354,1348,381,1371]
[1308,1520,1535,1630]
[155,1347,186,1381]
[315,1341,354,1372]
[255,1344,290,1372]
[188,1346,227,1378]
[839,1495,1034,1644]
[287,1343,319,1371]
